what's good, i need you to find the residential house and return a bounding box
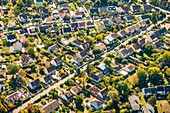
[78,21,86,30]
[51,57,62,67]
[32,14,41,22]
[142,103,155,113]
[13,41,22,52]
[152,40,162,48]
[124,64,135,73]
[128,95,140,111]
[86,99,103,110]
[95,43,107,52]
[97,88,109,100]
[121,6,130,14]
[118,30,127,38]
[6,34,16,43]
[103,19,113,28]
[143,5,152,12]
[48,44,59,53]
[39,8,49,18]
[132,42,141,52]
[111,65,122,73]
[99,7,108,14]
[131,5,141,13]
[140,15,150,21]
[61,13,70,23]
[142,87,157,97]
[75,12,84,19]
[89,8,99,15]
[107,6,116,13]
[156,86,166,95]
[104,33,118,45]
[18,13,30,23]
[7,20,16,28]
[61,91,74,102]
[43,100,60,113]
[44,16,53,24]
[72,39,90,50]
[34,0,43,4]
[27,26,37,36]
[0,72,6,83]
[114,17,123,24]
[52,9,60,19]
[124,15,135,23]
[86,21,95,28]
[90,72,103,83]
[140,21,146,29]
[138,38,146,46]
[6,90,23,104]
[73,50,88,65]
[58,4,70,12]
[135,22,141,31]
[89,85,100,94]
[39,25,48,34]
[97,64,110,75]
[28,79,41,90]
[116,7,125,14]
[71,22,78,31]
[21,54,33,64]
[128,26,136,34]
[45,65,57,75]
[43,75,52,85]
[62,27,72,34]
[120,70,129,77]
[70,86,82,95]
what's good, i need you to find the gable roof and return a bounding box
[142,103,155,113]
[90,99,103,108]
[121,6,130,13]
[44,75,52,83]
[71,86,82,94]
[128,95,140,111]
[43,100,60,113]
[100,88,109,97]
[91,73,103,82]
[64,91,73,99]
[89,86,100,94]
[6,34,16,40]
[46,65,56,73]
[29,79,41,88]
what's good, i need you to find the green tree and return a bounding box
[117,81,128,94]
[162,51,170,66]
[27,47,35,56]
[148,67,163,85]
[93,48,102,55]
[148,96,157,106]
[144,44,153,54]
[74,95,83,107]
[104,57,112,66]
[137,69,147,83]
[108,90,119,102]
[8,63,20,74]
[165,68,170,77]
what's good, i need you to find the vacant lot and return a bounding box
[157,100,170,113]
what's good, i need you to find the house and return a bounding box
[89,85,100,94]
[72,39,90,50]
[6,34,16,43]
[103,19,113,28]
[118,48,129,58]
[131,5,141,13]
[119,70,129,77]
[124,15,135,23]
[90,72,103,83]
[128,26,136,34]
[6,90,23,104]
[39,25,48,34]
[61,91,74,102]
[43,75,52,85]
[128,95,140,111]
[18,13,30,23]
[27,26,37,36]
[21,54,33,64]
[44,16,53,24]
[140,15,150,21]
[95,43,107,52]
[142,103,155,113]
[45,65,57,75]
[58,4,70,12]
[134,22,141,31]
[71,23,78,31]
[89,8,99,15]
[32,14,41,22]
[112,65,122,73]
[152,40,162,48]
[124,64,135,73]
[39,8,49,18]
[70,86,82,95]
[51,57,62,67]
[114,17,123,24]
[78,21,86,30]
[34,0,43,4]
[121,6,130,14]
[138,38,146,46]
[86,99,103,110]
[97,64,110,75]
[118,30,127,38]
[156,86,166,95]
[96,23,106,31]
[48,44,59,53]
[143,5,152,12]
[142,87,157,97]
[75,12,84,19]
[43,100,60,113]
[99,7,107,14]
[116,7,125,14]
[107,6,116,13]
[61,13,70,23]
[97,88,109,100]
[13,41,22,52]
[86,21,95,28]
[132,43,141,52]
[165,85,170,94]
[62,27,71,34]
[0,72,6,83]
[73,50,88,65]
[50,26,58,34]
[127,47,135,55]
[28,79,41,90]
[7,20,15,28]
[52,9,60,19]
[104,33,118,45]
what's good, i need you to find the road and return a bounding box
[11,3,170,113]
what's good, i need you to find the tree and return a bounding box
[8,63,20,74]
[117,81,128,94]
[93,48,102,55]
[96,34,104,40]
[165,68,170,77]
[108,90,119,102]
[74,95,83,107]
[104,57,112,66]
[27,47,35,56]
[162,51,170,66]
[148,67,163,85]
[136,69,147,83]
[8,103,14,108]
[144,44,153,54]
[148,96,157,106]
[0,105,6,113]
